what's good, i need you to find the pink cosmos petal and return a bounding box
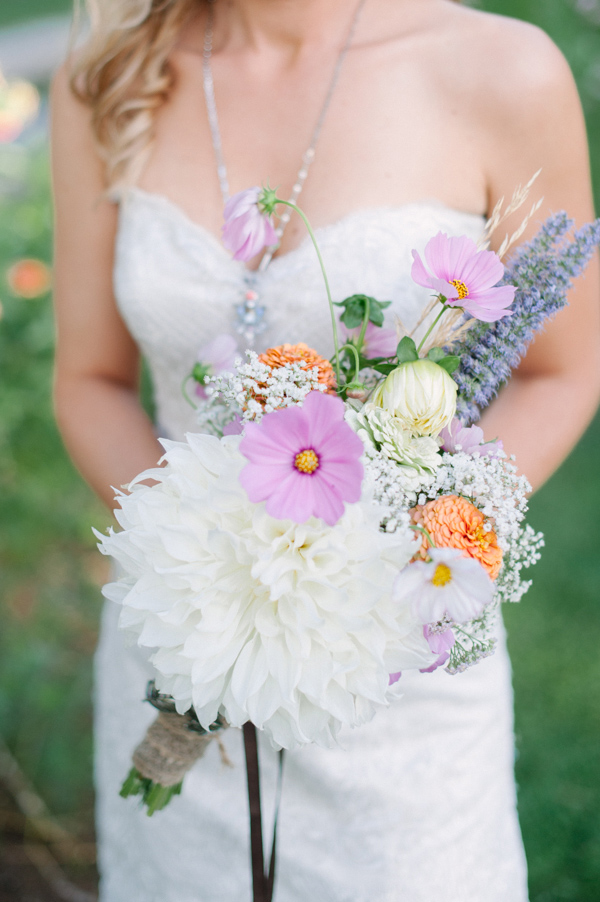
[462,287,515,322]
[307,476,345,526]
[317,423,364,462]
[419,623,455,672]
[241,413,307,459]
[302,391,346,445]
[459,249,505,292]
[318,459,364,503]
[239,462,292,503]
[440,418,485,454]
[222,187,277,262]
[410,250,435,290]
[388,671,402,685]
[265,471,316,523]
[340,320,398,359]
[430,278,459,300]
[424,624,456,657]
[239,391,363,525]
[424,233,478,283]
[223,187,259,219]
[197,334,237,372]
[223,415,243,436]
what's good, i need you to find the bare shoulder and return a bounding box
[51,60,109,204]
[50,59,89,128]
[435,5,580,121]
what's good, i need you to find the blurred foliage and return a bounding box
[0,1,72,30]
[0,2,599,900]
[479,0,600,203]
[0,142,109,825]
[473,6,600,900]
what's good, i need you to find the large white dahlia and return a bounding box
[97,433,435,750]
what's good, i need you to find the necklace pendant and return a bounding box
[234,278,267,350]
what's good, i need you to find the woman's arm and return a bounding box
[51,65,163,509]
[475,22,600,491]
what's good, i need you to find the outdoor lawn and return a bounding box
[0,1,599,900]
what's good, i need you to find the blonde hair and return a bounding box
[71,0,462,191]
[71,0,199,191]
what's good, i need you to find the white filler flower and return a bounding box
[97,433,435,750]
[392,547,494,624]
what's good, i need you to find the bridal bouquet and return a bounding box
[96,184,600,816]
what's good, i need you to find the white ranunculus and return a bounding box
[346,403,441,494]
[370,359,457,437]
[97,433,435,751]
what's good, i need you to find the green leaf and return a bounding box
[396,336,418,363]
[372,363,398,376]
[335,295,391,329]
[427,347,446,362]
[437,356,460,374]
[191,362,212,385]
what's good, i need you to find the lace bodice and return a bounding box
[114,188,484,440]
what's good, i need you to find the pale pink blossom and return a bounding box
[239,390,364,526]
[411,232,515,322]
[341,320,398,359]
[222,187,278,261]
[440,417,504,457]
[194,334,238,399]
[419,624,455,673]
[392,547,494,624]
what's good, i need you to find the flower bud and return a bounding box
[370,359,457,437]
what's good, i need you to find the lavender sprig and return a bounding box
[452,213,600,424]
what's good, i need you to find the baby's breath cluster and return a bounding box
[205,351,326,426]
[420,451,544,606]
[361,445,543,673]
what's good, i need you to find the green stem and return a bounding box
[276,200,341,386]
[356,297,371,356]
[181,376,197,409]
[416,299,447,355]
[339,342,361,384]
[409,524,435,548]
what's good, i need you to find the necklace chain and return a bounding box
[202,0,366,273]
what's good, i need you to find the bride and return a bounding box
[51,0,600,900]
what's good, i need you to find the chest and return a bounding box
[140,34,487,256]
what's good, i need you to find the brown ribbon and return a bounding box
[243,723,284,902]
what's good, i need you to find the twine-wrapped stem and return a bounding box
[120,682,227,815]
[132,710,217,786]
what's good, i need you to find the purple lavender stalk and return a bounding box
[452,212,600,424]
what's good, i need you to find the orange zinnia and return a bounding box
[258,343,336,393]
[411,494,503,580]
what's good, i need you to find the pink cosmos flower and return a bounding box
[411,232,515,322]
[419,624,456,673]
[239,390,364,526]
[194,334,238,399]
[222,187,278,261]
[440,417,504,457]
[341,320,398,359]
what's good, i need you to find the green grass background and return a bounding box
[0,1,599,899]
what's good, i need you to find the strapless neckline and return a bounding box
[114,188,485,442]
[121,186,485,272]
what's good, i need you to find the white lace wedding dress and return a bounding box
[95,187,529,902]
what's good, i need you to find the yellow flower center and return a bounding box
[450,279,469,300]
[294,448,320,474]
[432,563,452,587]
